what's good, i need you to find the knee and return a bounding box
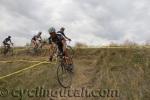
[62,40,66,45]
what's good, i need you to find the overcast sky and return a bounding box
[0,0,150,46]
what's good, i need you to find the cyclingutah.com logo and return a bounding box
[0,87,9,97]
[0,87,120,99]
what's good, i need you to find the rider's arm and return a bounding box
[9,39,13,45]
[64,35,71,41]
[58,31,71,41]
[62,33,71,41]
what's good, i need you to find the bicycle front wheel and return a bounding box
[57,63,72,88]
[9,48,14,56]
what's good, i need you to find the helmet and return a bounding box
[48,27,56,33]
[60,27,65,31]
[8,36,11,38]
[38,32,42,34]
[38,32,42,35]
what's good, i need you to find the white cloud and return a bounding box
[0,0,150,46]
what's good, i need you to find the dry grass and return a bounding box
[0,47,149,100]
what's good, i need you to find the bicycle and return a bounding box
[50,41,74,61]
[1,44,14,56]
[56,41,74,88]
[27,40,46,56]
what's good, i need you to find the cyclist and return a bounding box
[3,36,13,48]
[57,27,71,41]
[48,27,67,61]
[31,32,42,48]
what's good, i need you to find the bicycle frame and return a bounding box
[57,55,73,88]
[2,44,14,56]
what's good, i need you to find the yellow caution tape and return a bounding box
[0,61,53,80]
[77,46,150,49]
[0,60,47,63]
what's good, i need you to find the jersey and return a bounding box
[49,34,64,53]
[57,31,66,37]
[32,35,41,41]
[48,34,64,45]
[3,38,11,43]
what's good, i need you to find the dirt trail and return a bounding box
[59,54,97,100]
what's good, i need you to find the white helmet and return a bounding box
[48,27,56,33]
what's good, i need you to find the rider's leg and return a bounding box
[7,44,10,50]
[49,43,55,61]
[3,44,6,49]
[31,40,38,54]
[35,42,38,49]
[38,40,42,48]
[59,42,73,65]
[4,42,10,49]
[31,40,36,48]
[3,43,10,55]
[3,42,8,48]
[62,39,68,56]
[60,43,73,71]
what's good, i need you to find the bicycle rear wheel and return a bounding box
[31,47,40,56]
[3,48,9,56]
[0,47,4,55]
[57,63,72,88]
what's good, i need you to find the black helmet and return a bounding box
[60,27,65,31]
[8,36,11,38]
[38,32,42,34]
[38,32,42,35]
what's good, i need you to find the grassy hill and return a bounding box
[0,47,149,100]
